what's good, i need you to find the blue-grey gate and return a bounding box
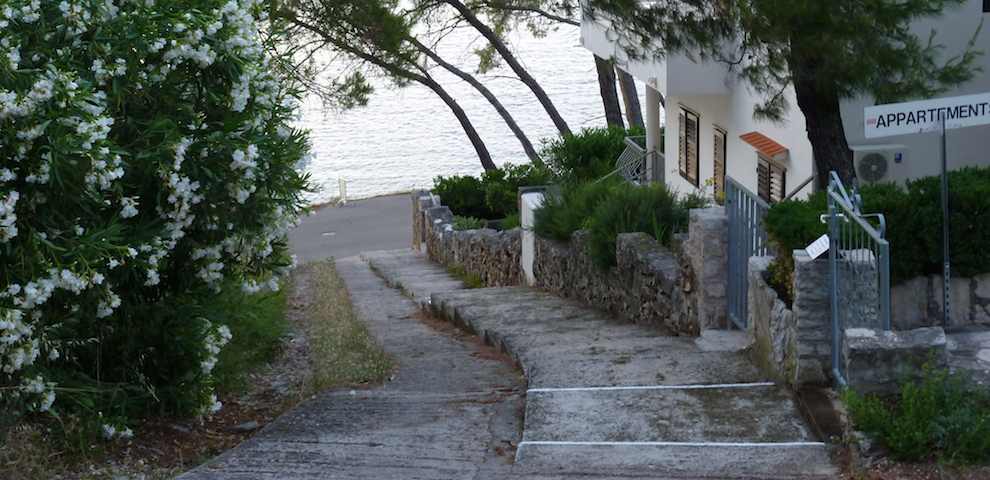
[827,172,891,385]
[726,177,772,330]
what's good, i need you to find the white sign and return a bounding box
[864,92,990,139]
[805,234,830,260]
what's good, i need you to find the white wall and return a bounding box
[663,94,730,196]
[726,84,816,199]
[585,0,990,198]
[841,0,990,181]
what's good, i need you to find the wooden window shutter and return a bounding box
[758,155,786,203]
[757,157,771,202]
[679,107,700,187]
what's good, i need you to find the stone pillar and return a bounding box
[645,84,664,184]
[844,327,947,395]
[520,190,546,286]
[680,207,728,330]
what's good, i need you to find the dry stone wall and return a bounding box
[412,191,522,287]
[413,189,730,337]
[532,208,729,336]
[748,253,831,387]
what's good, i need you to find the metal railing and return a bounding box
[827,172,891,386]
[726,177,772,330]
[597,136,662,185]
[615,136,648,183]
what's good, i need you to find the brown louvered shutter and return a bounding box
[757,156,771,202]
[758,155,786,203]
[679,107,700,187]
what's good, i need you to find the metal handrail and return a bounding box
[783,175,814,201]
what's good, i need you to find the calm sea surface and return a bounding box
[297,26,638,204]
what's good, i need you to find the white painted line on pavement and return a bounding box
[527,382,776,393]
[517,440,827,448]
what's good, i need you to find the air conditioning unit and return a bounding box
[851,145,909,184]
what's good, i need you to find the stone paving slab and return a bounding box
[524,385,815,443]
[365,250,837,478]
[514,443,836,479]
[947,326,990,387]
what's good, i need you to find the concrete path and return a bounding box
[290,194,411,262]
[184,257,701,479]
[366,249,838,479]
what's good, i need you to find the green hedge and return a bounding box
[540,126,645,183]
[845,365,990,463]
[432,163,551,220]
[764,167,990,300]
[534,181,707,269]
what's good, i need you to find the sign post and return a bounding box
[865,92,990,328]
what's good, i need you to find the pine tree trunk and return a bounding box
[792,74,855,190]
[411,38,540,163]
[616,67,644,129]
[790,45,855,190]
[444,0,572,136]
[420,74,498,171]
[595,55,624,128]
[285,16,497,172]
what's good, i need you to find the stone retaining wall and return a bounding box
[531,207,728,336]
[749,250,955,390]
[412,190,522,287]
[892,274,990,329]
[748,253,831,387]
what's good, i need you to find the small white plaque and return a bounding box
[805,234,830,260]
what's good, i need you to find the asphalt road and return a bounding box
[289,194,412,262]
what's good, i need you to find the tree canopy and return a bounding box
[586,0,983,186]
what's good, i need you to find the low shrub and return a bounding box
[763,192,827,304]
[432,175,491,219]
[586,183,705,268]
[481,163,552,219]
[764,167,990,300]
[501,213,521,230]
[432,163,550,220]
[532,179,620,242]
[452,216,485,231]
[845,365,990,463]
[533,180,707,269]
[541,126,645,182]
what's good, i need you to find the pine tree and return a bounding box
[585,0,982,187]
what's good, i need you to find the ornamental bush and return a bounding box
[0,0,310,430]
[540,126,646,183]
[432,162,550,220]
[764,167,990,303]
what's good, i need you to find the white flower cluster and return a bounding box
[201,322,232,375]
[0,191,18,242]
[1,0,308,419]
[101,423,133,441]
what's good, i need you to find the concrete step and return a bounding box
[366,249,837,478]
[523,385,815,444]
[947,326,990,388]
[514,442,836,479]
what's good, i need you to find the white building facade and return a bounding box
[581,1,990,202]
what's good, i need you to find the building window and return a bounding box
[678,107,700,187]
[713,127,727,202]
[757,155,786,203]
[985,0,990,12]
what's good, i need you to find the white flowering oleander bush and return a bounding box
[0,0,310,428]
